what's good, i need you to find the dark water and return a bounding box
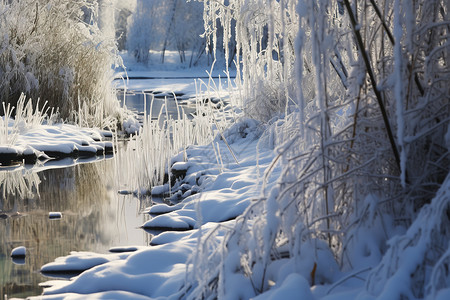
[0,159,151,298]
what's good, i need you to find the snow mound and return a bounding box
[41,251,130,274]
[142,214,195,231]
[1,121,113,166]
[252,274,314,300]
[123,116,141,135]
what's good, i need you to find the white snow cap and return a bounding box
[11,246,26,257]
[49,212,62,219]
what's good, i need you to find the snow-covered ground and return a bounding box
[0,94,114,166]
[0,122,113,166]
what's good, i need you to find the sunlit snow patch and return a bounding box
[41,251,131,278]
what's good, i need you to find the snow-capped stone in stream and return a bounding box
[118,189,133,195]
[171,161,190,180]
[148,203,182,215]
[171,161,190,172]
[141,214,195,231]
[151,184,170,197]
[49,212,62,219]
[11,246,26,258]
[109,246,146,253]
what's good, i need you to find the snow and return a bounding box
[142,214,195,231]
[0,121,113,165]
[171,161,189,172]
[9,79,446,300]
[28,116,278,299]
[40,251,130,274]
[38,243,193,298]
[2,57,444,299]
[27,291,153,300]
[49,212,62,219]
[252,273,314,300]
[148,203,182,215]
[22,95,449,300]
[11,246,26,257]
[150,184,169,197]
[122,115,141,135]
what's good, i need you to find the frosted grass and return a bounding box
[115,79,235,195]
[0,0,121,127]
[0,93,57,146]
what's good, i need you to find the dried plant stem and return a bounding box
[343,0,401,172]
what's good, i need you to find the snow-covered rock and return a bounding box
[49,212,62,219]
[11,246,26,258]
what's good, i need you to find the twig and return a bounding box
[30,3,39,36]
[343,0,401,172]
[213,119,239,165]
[326,267,372,294]
[368,0,424,96]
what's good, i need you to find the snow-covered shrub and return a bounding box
[185,0,450,298]
[364,174,450,299]
[0,0,121,127]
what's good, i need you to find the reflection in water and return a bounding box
[117,90,196,124]
[0,168,40,206]
[0,160,151,298]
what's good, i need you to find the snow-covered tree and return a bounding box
[185,0,450,298]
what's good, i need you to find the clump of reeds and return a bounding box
[0,0,121,128]
[0,93,57,146]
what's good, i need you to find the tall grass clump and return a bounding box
[0,0,121,128]
[184,0,450,298]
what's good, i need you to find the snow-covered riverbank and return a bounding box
[30,118,281,299]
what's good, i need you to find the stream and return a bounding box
[0,158,152,298]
